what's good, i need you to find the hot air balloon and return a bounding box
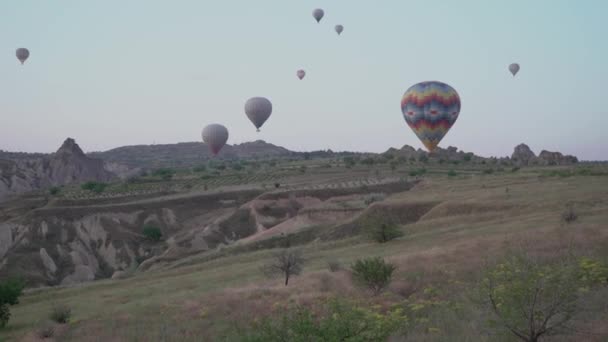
[312,9,324,23]
[245,97,272,132]
[509,63,520,76]
[400,81,461,153]
[297,69,306,80]
[335,25,344,35]
[202,124,229,156]
[16,48,29,65]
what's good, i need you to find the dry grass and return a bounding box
[2,169,608,341]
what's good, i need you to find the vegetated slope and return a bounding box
[2,167,607,341]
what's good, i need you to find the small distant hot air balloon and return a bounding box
[509,63,520,76]
[312,9,324,23]
[335,25,344,35]
[245,97,272,132]
[16,48,30,65]
[297,69,306,80]
[202,124,229,156]
[400,81,461,153]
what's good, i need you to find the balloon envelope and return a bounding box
[16,48,29,65]
[202,124,229,156]
[245,97,272,132]
[297,69,306,80]
[335,25,344,35]
[312,8,324,23]
[400,81,461,153]
[509,63,520,76]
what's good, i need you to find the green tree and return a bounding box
[480,253,607,342]
[81,181,107,194]
[142,225,163,241]
[343,157,356,168]
[351,257,396,296]
[362,215,403,243]
[0,278,26,328]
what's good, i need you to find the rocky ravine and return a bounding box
[0,138,115,203]
[0,180,415,287]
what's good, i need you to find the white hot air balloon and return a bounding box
[245,97,272,132]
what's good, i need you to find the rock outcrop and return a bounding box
[538,150,578,166]
[0,138,116,202]
[511,144,537,166]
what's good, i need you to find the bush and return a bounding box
[418,155,429,163]
[327,260,342,272]
[49,187,61,196]
[0,304,9,329]
[463,154,473,162]
[447,169,457,177]
[482,169,494,174]
[239,298,407,341]
[511,166,520,172]
[37,324,55,339]
[142,225,162,241]
[561,205,578,224]
[81,181,107,194]
[152,168,176,181]
[351,257,396,295]
[50,304,71,324]
[409,168,427,177]
[0,278,25,306]
[274,183,281,189]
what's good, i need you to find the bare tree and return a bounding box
[262,249,305,286]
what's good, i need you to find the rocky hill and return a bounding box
[0,138,115,202]
[511,143,578,166]
[88,140,295,170]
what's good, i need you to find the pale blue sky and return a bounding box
[1,0,607,160]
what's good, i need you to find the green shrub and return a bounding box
[447,169,457,177]
[351,257,396,295]
[0,304,10,328]
[239,298,407,341]
[463,154,473,162]
[81,181,107,194]
[152,168,176,181]
[409,168,427,177]
[418,155,429,163]
[142,225,162,241]
[49,187,61,196]
[511,166,520,172]
[0,278,25,328]
[50,304,71,324]
[482,169,494,175]
[364,217,403,243]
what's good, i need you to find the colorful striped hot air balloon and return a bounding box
[400,81,461,153]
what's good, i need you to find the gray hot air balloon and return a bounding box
[335,25,344,35]
[312,9,324,23]
[509,63,520,76]
[297,69,306,80]
[16,48,30,65]
[202,124,229,156]
[245,97,272,132]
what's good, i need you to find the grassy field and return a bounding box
[2,163,608,341]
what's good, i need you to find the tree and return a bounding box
[0,278,25,328]
[418,155,429,164]
[261,249,305,286]
[480,253,607,342]
[362,215,403,243]
[389,160,399,173]
[142,225,163,241]
[351,257,396,296]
